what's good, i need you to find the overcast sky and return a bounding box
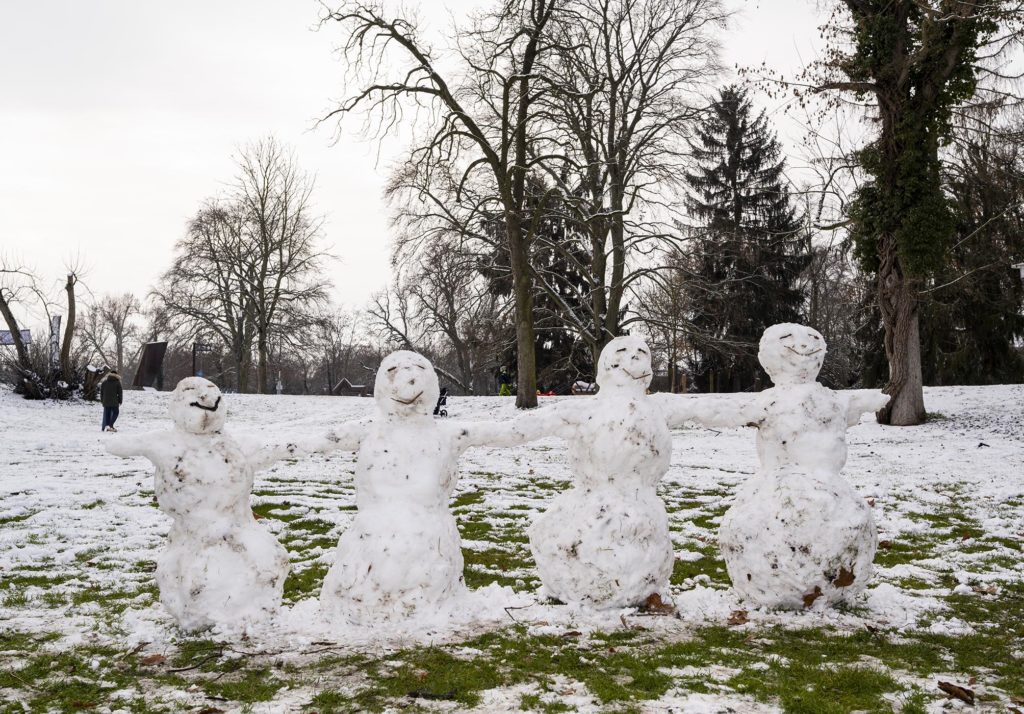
[0,0,824,321]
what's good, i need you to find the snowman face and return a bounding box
[169,377,226,434]
[597,336,653,393]
[374,350,440,419]
[758,323,826,385]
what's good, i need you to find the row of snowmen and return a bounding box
[106,323,888,633]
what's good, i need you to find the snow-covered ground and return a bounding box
[1,385,1022,713]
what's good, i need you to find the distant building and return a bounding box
[332,378,373,397]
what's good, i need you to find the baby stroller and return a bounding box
[433,387,449,417]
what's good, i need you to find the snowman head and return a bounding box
[169,377,226,434]
[758,323,826,386]
[596,335,653,394]
[374,350,440,419]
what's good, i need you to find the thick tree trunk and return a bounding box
[876,242,926,425]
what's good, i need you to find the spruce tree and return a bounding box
[684,85,809,392]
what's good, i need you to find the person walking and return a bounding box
[100,370,123,432]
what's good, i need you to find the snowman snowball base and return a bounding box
[716,324,888,610]
[106,377,291,632]
[527,336,675,609]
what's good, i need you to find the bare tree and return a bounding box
[534,0,726,365]
[233,137,331,393]
[323,0,563,407]
[153,200,257,391]
[0,259,39,371]
[81,293,142,373]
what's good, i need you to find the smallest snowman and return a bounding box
[106,377,321,632]
[708,324,889,610]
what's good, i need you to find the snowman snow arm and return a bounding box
[651,393,765,429]
[245,420,370,470]
[105,432,165,463]
[450,405,569,451]
[842,389,890,426]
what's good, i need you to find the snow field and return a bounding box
[0,385,1022,712]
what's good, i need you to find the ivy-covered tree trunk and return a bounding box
[877,245,926,424]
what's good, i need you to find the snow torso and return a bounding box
[529,336,675,609]
[566,394,671,491]
[155,433,254,534]
[320,351,468,624]
[353,419,459,511]
[755,383,848,475]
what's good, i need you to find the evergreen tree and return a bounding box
[684,85,810,392]
[480,175,594,394]
[920,125,1024,385]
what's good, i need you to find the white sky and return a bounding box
[0,0,824,320]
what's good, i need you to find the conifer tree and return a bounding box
[684,85,810,392]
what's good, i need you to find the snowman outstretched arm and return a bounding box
[651,393,765,429]
[246,420,370,471]
[450,405,568,452]
[842,389,890,426]
[105,432,165,464]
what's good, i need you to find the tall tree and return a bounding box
[153,201,256,392]
[920,116,1024,384]
[808,0,1022,424]
[534,0,726,364]
[323,0,560,408]
[233,137,330,394]
[684,85,809,391]
[81,293,142,374]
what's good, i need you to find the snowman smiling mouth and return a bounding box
[190,397,222,412]
[392,392,424,406]
[785,346,822,357]
[622,367,652,381]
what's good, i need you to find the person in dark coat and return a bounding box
[100,371,123,432]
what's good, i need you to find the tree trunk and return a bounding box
[60,274,76,379]
[0,293,31,368]
[876,242,926,425]
[257,332,269,394]
[507,218,538,409]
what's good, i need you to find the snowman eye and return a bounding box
[387,366,398,373]
[616,348,627,353]
[779,333,792,339]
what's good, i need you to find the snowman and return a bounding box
[106,377,324,631]
[698,323,890,609]
[525,335,678,609]
[317,350,545,625]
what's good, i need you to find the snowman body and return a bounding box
[320,350,486,624]
[156,431,290,630]
[528,337,675,608]
[319,415,467,623]
[109,377,290,632]
[718,325,881,609]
